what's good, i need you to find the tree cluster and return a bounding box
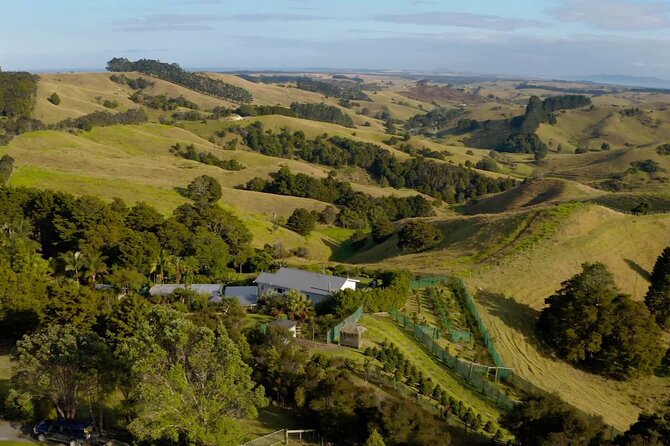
[289,102,355,127]
[295,78,370,100]
[0,71,38,117]
[129,91,200,111]
[109,74,154,90]
[53,108,148,131]
[405,107,465,135]
[322,270,412,315]
[242,166,434,228]
[538,263,664,379]
[502,393,607,446]
[498,95,591,154]
[249,331,450,445]
[231,122,515,203]
[170,143,245,171]
[106,58,253,103]
[397,220,443,252]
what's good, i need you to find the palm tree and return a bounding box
[61,251,83,281]
[81,251,108,286]
[285,290,313,322]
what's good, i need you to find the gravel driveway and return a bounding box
[0,420,33,443]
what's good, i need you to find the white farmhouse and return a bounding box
[254,267,357,304]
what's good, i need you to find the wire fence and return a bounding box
[240,429,285,446]
[405,275,624,440]
[327,306,364,343]
[389,309,517,411]
[410,275,450,290]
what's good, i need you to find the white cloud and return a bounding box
[373,12,545,31]
[115,13,329,32]
[548,0,670,31]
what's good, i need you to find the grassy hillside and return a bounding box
[34,73,237,124]
[464,178,604,214]
[351,203,670,429]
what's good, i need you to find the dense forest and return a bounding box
[290,102,354,127]
[405,107,466,135]
[296,78,371,100]
[498,95,592,155]
[0,71,39,145]
[129,91,200,111]
[106,58,253,103]
[230,122,516,203]
[242,166,434,227]
[0,71,38,117]
[234,102,354,127]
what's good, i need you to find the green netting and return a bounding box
[389,309,516,411]
[450,278,506,368]
[423,286,472,343]
[410,275,450,290]
[402,276,623,439]
[328,306,364,343]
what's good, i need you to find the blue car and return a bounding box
[33,419,97,446]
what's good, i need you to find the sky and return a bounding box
[2,0,670,79]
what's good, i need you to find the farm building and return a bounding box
[339,324,366,349]
[269,319,297,337]
[219,286,259,307]
[149,284,223,299]
[255,267,357,304]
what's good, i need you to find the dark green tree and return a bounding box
[286,208,317,236]
[371,217,396,243]
[617,412,670,446]
[124,307,267,445]
[47,92,61,105]
[501,393,606,446]
[0,154,15,184]
[186,175,222,207]
[538,263,663,378]
[11,324,110,419]
[645,247,670,328]
[397,220,443,252]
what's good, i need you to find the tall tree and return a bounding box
[645,247,670,328]
[81,251,108,286]
[11,324,109,419]
[186,175,222,207]
[538,263,663,378]
[286,208,316,236]
[365,430,386,446]
[397,220,442,252]
[501,393,606,446]
[124,307,267,446]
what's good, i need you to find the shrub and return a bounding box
[47,92,61,105]
[286,208,317,236]
[398,220,443,252]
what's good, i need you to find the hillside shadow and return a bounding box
[624,258,651,282]
[474,290,546,352]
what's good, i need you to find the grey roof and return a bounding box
[341,324,367,336]
[269,319,297,329]
[149,284,223,297]
[254,268,355,296]
[223,286,259,306]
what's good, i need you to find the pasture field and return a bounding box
[358,204,670,429]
